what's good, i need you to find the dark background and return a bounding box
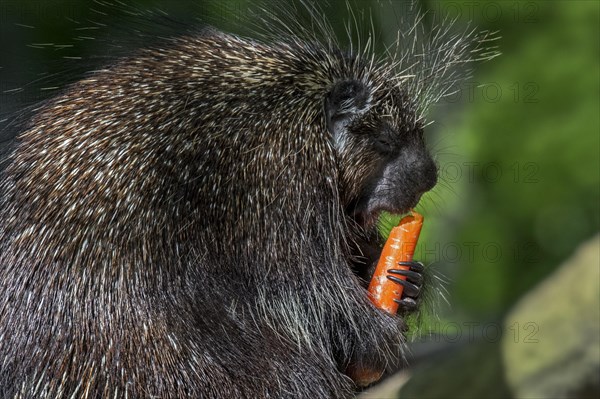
[1,1,598,397]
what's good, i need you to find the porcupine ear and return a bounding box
[324,80,371,138]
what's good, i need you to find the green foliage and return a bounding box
[420,0,599,316]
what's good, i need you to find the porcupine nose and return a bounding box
[419,153,438,194]
[401,144,438,196]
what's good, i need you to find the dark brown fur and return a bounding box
[0,6,496,398]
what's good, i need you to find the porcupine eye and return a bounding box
[370,121,396,155]
[324,80,371,140]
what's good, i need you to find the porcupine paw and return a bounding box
[387,261,424,314]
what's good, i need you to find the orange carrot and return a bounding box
[367,211,424,314]
[346,211,425,386]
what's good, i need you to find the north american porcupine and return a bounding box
[0,2,497,398]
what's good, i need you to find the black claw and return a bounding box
[386,275,420,297]
[388,269,423,285]
[398,261,424,272]
[394,297,418,313]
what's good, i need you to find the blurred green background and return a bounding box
[1,1,598,398]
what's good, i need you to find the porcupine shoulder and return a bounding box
[0,4,497,398]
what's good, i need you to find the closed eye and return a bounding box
[371,122,397,154]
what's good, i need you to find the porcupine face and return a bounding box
[325,79,437,230]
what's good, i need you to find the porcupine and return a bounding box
[0,1,496,398]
